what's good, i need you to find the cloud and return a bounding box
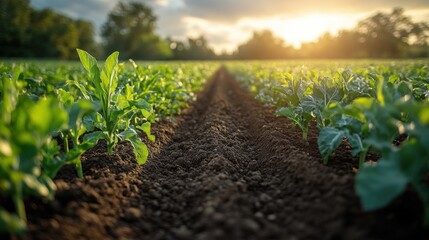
[181,0,429,22]
[31,0,173,32]
[31,0,429,52]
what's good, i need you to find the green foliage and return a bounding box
[318,127,363,165]
[235,30,292,59]
[356,97,429,224]
[0,1,97,59]
[0,207,26,234]
[0,55,217,234]
[0,67,67,234]
[229,60,429,225]
[76,49,148,163]
[168,36,217,60]
[56,94,101,178]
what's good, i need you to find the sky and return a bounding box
[31,0,429,54]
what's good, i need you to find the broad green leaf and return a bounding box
[348,133,364,157]
[81,131,106,150]
[275,107,294,118]
[356,157,408,211]
[104,51,119,78]
[100,51,119,98]
[76,49,101,99]
[317,127,348,163]
[127,137,149,165]
[29,98,68,135]
[118,128,138,140]
[118,128,149,165]
[137,122,155,142]
[68,100,95,130]
[76,49,98,73]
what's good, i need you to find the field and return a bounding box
[1,56,429,239]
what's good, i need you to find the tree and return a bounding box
[28,9,90,59]
[357,7,429,57]
[235,30,291,59]
[101,1,171,60]
[0,1,98,59]
[294,8,429,58]
[0,0,32,57]
[168,36,216,60]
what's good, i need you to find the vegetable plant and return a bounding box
[76,49,152,164]
[0,68,67,234]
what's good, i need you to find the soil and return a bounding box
[7,67,429,239]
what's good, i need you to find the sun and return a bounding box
[271,13,360,48]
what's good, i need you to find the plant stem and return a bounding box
[358,147,368,168]
[13,182,26,222]
[323,156,329,165]
[302,129,308,141]
[75,159,83,178]
[64,135,69,153]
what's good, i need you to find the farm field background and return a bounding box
[2,0,429,239]
[1,57,429,239]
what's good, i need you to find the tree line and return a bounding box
[1,1,428,60]
[235,8,429,59]
[0,0,99,59]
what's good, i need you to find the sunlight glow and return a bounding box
[177,9,426,53]
[239,13,363,48]
[180,13,364,53]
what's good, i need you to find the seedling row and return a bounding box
[0,50,218,233]
[228,61,429,224]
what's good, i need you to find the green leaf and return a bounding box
[347,133,364,156]
[0,208,26,234]
[22,174,54,198]
[57,89,75,108]
[118,128,138,140]
[81,131,105,150]
[68,100,95,130]
[276,106,311,140]
[118,128,149,165]
[29,98,68,135]
[356,157,408,211]
[127,137,149,165]
[137,122,155,142]
[76,49,98,73]
[104,51,119,78]
[317,127,348,163]
[100,51,119,97]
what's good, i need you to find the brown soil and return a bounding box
[9,67,429,239]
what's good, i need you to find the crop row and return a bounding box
[0,50,218,233]
[228,61,429,224]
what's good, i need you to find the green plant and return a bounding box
[76,49,152,164]
[356,98,429,224]
[0,68,67,233]
[56,89,103,178]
